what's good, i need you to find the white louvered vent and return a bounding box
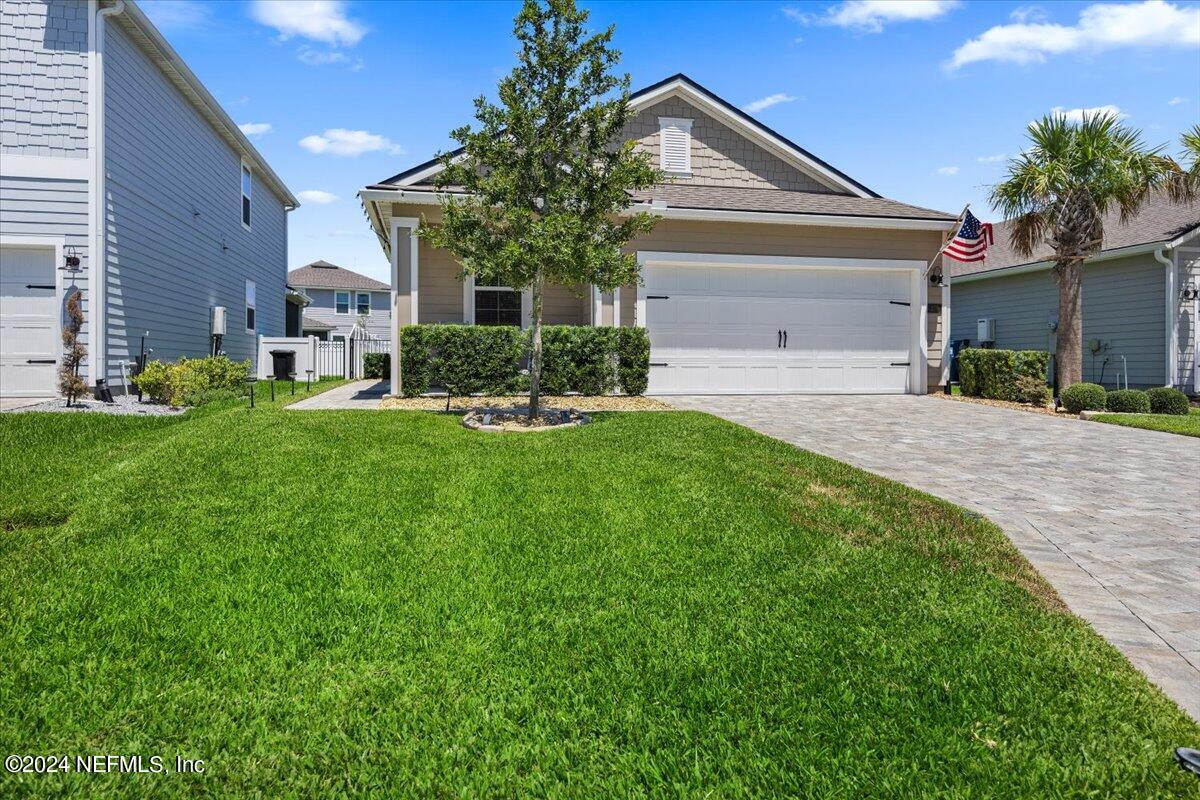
[658,117,692,174]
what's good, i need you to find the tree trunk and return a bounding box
[1054,257,1084,389]
[528,273,544,421]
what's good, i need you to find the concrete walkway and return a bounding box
[287,380,387,410]
[1,396,54,412]
[668,394,1200,720]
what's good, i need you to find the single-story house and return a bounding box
[359,74,959,396]
[0,0,297,399]
[949,192,1199,393]
[287,260,392,344]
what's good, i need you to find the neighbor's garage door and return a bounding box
[643,262,913,394]
[0,245,59,397]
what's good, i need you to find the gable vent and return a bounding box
[658,117,693,174]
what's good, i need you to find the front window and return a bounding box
[245,279,256,332]
[240,163,252,229]
[474,276,521,326]
[335,291,350,314]
[356,292,371,316]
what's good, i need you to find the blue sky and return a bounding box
[141,0,1200,283]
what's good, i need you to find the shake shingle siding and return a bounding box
[0,0,89,158]
[102,21,288,378]
[951,254,1167,388]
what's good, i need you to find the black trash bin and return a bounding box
[269,349,296,379]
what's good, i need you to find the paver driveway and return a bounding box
[668,394,1200,721]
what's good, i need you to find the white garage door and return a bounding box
[643,262,914,394]
[1,245,60,398]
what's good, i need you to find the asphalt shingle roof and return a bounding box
[288,260,390,291]
[950,192,1200,278]
[629,185,955,221]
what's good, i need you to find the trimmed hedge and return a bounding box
[1106,389,1151,414]
[363,352,390,379]
[134,355,250,406]
[958,348,1050,402]
[1060,382,1106,414]
[1146,387,1189,415]
[398,324,650,397]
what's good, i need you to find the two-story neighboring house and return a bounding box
[287,260,391,346]
[0,0,298,400]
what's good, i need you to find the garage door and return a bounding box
[1,245,60,397]
[643,262,913,394]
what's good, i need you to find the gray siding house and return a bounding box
[949,193,1199,393]
[0,0,298,399]
[288,260,391,344]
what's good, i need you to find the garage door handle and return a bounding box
[890,362,910,367]
[783,330,787,348]
[646,295,669,300]
[777,330,782,348]
[889,300,911,306]
[26,359,56,364]
[26,283,55,290]
[649,362,668,367]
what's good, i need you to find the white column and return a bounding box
[388,217,420,395]
[940,275,952,389]
[911,268,929,394]
[462,274,475,324]
[591,285,602,326]
[613,287,622,328]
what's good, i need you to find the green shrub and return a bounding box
[1146,386,1189,415]
[399,325,435,397]
[617,328,650,396]
[133,360,179,405]
[133,356,249,406]
[1060,382,1106,414]
[1106,389,1151,414]
[1014,375,1051,407]
[539,326,618,395]
[434,325,524,396]
[958,348,1049,401]
[538,326,575,396]
[362,352,390,379]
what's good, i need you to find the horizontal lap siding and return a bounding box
[103,23,288,378]
[418,239,463,323]
[544,283,587,325]
[951,254,1166,387]
[299,287,391,339]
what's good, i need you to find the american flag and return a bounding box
[942,210,994,263]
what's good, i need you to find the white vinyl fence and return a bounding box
[351,337,390,379]
[312,338,390,380]
[316,340,346,379]
[257,336,317,380]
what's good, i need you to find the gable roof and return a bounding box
[376,74,876,198]
[109,1,298,208]
[950,192,1200,279]
[289,261,390,291]
[629,185,953,221]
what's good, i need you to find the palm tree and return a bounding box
[1177,124,1200,196]
[989,112,1182,389]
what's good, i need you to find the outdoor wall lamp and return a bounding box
[1183,284,1199,301]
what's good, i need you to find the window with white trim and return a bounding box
[240,162,252,229]
[335,291,350,314]
[356,291,371,316]
[245,279,256,332]
[474,276,521,326]
[658,117,692,174]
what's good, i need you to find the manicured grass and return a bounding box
[1,392,1196,797]
[1091,407,1200,438]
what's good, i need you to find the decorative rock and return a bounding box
[462,407,591,432]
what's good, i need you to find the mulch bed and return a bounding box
[934,392,1064,417]
[381,395,671,412]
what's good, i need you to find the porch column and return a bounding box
[613,287,621,328]
[389,216,420,395]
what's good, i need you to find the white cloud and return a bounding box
[1009,5,1049,23]
[297,47,349,66]
[238,122,272,136]
[949,1,1200,69]
[140,0,211,31]
[1048,104,1127,123]
[936,165,960,175]
[787,1,959,33]
[299,129,403,157]
[297,189,338,204]
[742,93,798,113]
[1168,96,1188,105]
[976,153,1007,163]
[249,0,366,46]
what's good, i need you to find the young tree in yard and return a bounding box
[423,0,662,419]
[58,290,87,406]
[989,113,1182,389]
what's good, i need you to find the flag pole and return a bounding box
[925,203,970,278]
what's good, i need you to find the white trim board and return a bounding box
[636,252,926,271]
[0,155,90,181]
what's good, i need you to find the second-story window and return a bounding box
[241,162,252,229]
[356,292,371,316]
[335,291,350,314]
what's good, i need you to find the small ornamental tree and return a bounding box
[422,0,663,419]
[58,289,87,406]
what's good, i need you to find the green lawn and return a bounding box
[1091,407,1200,438]
[1,387,1196,797]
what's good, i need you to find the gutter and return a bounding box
[1155,246,1177,388]
[951,240,1171,284]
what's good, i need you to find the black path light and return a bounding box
[1176,747,1200,779]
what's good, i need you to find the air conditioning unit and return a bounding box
[977,317,995,344]
[211,306,227,336]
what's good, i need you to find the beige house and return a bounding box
[359,74,958,395]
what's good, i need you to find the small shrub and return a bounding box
[958,348,1049,401]
[399,325,435,397]
[1146,386,1189,415]
[1014,375,1051,407]
[363,352,390,379]
[617,327,650,396]
[1106,389,1151,414]
[133,360,179,404]
[1060,382,1106,414]
[133,355,250,406]
[539,326,618,396]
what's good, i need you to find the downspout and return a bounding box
[1155,247,1176,388]
[88,0,125,387]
